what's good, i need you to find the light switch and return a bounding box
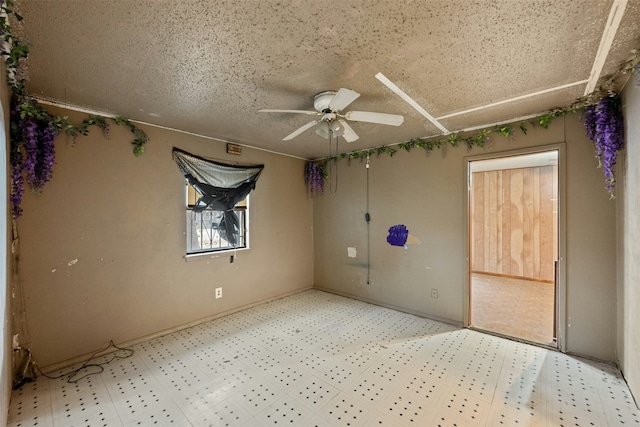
[347,247,357,258]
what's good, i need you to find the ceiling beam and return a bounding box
[436,79,588,121]
[375,72,450,134]
[583,0,628,95]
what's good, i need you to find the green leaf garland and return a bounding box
[306,49,640,196]
[1,1,150,217]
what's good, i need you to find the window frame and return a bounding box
[184,183,250,260]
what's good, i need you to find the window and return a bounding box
[186,183,248,254]
[173,147,262,257]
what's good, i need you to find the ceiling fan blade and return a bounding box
[259,109,319,115]
[339,120,359,143]
[328,88,360,112]
[344,110,404,126]
[282,120,318,141]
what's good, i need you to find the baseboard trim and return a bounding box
[39,286,313,373]
[313,286,463,328]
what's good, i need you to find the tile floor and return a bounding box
[471,273,555,345]
[7,289,639,426]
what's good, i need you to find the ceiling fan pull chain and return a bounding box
[329,134,339,194]
[327,132,333,193]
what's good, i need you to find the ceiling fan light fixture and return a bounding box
[315,120,344,139]
[329,120,344,136]
[315,121,330,139]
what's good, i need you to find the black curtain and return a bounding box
[173,147,264,246]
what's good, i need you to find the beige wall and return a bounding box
[15,107,313,368]
[563,114,617,360]
[314,114,618,361]
[619,80,640,402]
[6,101,628,388]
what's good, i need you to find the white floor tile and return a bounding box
[317,362,360,390]
[47,375,114,425]
[7,378,54,426]
[486,405,546,426]
[253,395,315,426]
[290,377,340,412]
[119,403,190,426]
[169,381,230,419]
[379,386,433,425]
[263,363,314,391]
[189,400,252,427]
[233,377,286,416]
[7,289,640,427]
[431,388,491,426]
[316,392,372,427]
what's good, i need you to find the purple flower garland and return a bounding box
[2,2,149,219]
[304,162,326,195]
[33,122,56,189]
[9,96,58,217]
[7,95,148,218]
[9,148,24,218]
[582,95,624,198]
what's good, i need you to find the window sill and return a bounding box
[184,247,250,263]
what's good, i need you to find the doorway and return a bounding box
[467,149,560,347]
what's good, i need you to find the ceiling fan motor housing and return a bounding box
[314,91,338,113]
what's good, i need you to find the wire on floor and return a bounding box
[34,340,135,384]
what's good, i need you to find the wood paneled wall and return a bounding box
[471,165,558,282]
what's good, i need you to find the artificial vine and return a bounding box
[583,95,624,198]
[1,0,149,217]
[304,161,326,196]
[305,49,640,198]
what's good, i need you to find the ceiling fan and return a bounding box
[259,88,404,142]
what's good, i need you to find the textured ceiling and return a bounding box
[15,0,640,160]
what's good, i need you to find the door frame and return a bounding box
[463,143,567,352]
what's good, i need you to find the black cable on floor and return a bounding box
[34,340,135,384]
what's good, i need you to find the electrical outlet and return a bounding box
[215,287,222,299]
[431,288,438,299]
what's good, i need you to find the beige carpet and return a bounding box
[470,272,555,345]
